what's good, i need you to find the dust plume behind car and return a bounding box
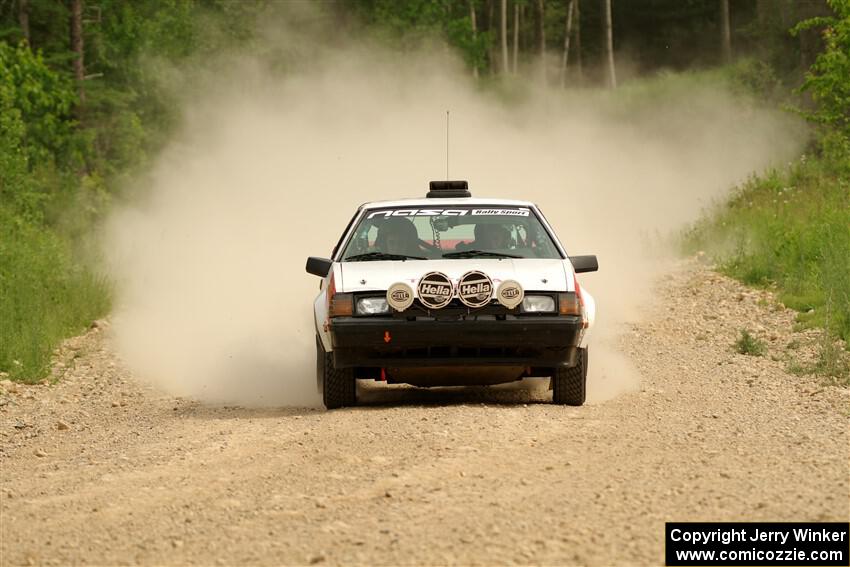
[103,31,804,406]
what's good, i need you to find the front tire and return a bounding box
[552,347,587,406]
[316,335,356,409]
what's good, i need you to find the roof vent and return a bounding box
[427,180,471,198]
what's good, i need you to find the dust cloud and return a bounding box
[104,25,804,406]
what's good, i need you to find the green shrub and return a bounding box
[725,58,784,101]
[735,329,767,356]
[814,338,850,386]
[0,207,111,383]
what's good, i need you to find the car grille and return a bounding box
[368,344,564,361]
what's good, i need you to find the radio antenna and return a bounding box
[446,110,450,179]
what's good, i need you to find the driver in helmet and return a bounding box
[375,218,422,257]
[474,223,510,249]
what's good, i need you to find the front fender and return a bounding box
[313,286,332,352]
[580,288,596,347]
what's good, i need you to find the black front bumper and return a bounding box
[330,315,583,368]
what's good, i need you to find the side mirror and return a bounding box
[570,255,598,273]
[306,257,333,277]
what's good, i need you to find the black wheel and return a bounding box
[316,335,356,409]
[552,347,587,406]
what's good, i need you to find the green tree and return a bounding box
[0,42,77,222]
[0,42,76,166]
[351,0,491,75]
[794,0,850,142]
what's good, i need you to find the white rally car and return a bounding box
[306,181,597,409]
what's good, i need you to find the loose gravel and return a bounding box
[1,261,847,566]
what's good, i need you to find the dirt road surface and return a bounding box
[2,262,848,566]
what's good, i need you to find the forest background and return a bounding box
[1,0,848,383]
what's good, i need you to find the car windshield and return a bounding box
[340,205,563,261]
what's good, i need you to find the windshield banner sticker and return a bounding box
[367,208,529,219]
[471,209,529,216]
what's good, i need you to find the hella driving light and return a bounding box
[521,295,556,313]
[356,297,390,315]
[386,282,414,312]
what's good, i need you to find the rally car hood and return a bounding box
[338,259,572,293]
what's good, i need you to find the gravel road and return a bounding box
[2,261,848,566]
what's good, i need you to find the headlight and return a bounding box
[356,297,390,315]
[521,295,556,313]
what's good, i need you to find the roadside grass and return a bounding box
[785,338,850,387]
[684,147,850,383]
[735,329,767,356]
[813,339,850,386]
[0,207,111,383]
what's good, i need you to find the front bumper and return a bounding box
[330,315,583,368]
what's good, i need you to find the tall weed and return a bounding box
[684,151,850,351]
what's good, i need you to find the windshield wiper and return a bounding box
[345,252,426,261]
[442,250,522,259]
